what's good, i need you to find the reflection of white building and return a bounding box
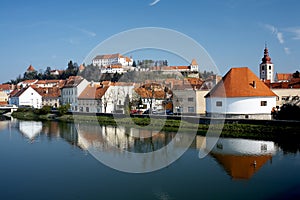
[205,137,276,180]
[19,121,43,140]
[206,137,276,155]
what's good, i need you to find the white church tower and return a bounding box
[259,44,274,82]
[190,59,199,72]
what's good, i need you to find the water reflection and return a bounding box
[9,120,299,178]
[19,121,43,141]
[204,137,276,180]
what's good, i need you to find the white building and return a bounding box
[259,45,274,83]
[60,76,89,112]
[78,82,109,113]
[102,83,135,113]
[9,86,42,108]
[100,65,125,74]
[205,67,277,120]
[92,53,133,67]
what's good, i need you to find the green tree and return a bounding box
[58,104,70,116]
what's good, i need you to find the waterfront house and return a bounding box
[78,82,109,113]
[35,87,61,108]
[9,86,42,108]
[60,76,89,112]
[205,67,277,120]
[102,82,135,113]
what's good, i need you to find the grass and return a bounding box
[11,111,300,140]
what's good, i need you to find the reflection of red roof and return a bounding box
[206,67,277,98]
[211,153,272,180]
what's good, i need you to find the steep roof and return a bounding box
[211,153,272,180]
[191,59,198,66]
[27,65,36,72]
[63,76,84,88]
[10,86,40,98]
[206,67,277,98]
[79,84,109,100]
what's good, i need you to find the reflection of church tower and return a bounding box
[259,44,274,82]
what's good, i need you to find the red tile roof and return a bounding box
[27,65,36,72]
[191,59,198,66]
[93,53,122,60]
[266,78,300,89]
[276,73,293,81]
[35,87,61,98]
[79,84,109,99]
[206,67,277,98]
[0,84,14,91]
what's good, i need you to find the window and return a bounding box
[281,96,288,101]
[262,66,265,70]
[188,97,194,102]
[260,101,267,106]
[269,65,272,70]
[261,144,267,152]
[216,101,222,107]
[188,107,195,113]
[217,143,223,150]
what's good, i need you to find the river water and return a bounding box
[0,119,299,200]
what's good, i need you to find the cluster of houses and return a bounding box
[0,47,299,120]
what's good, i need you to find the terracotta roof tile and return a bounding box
[27,65,36,72]
[206,67,277,98]
[276,73,293,81]
[79,84,109,99]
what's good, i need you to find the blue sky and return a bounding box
[1,0,300,83]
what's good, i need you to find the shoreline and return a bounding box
[10,111,300,140]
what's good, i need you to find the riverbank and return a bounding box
[11,110,300,140]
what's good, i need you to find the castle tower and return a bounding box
[259,45,274,82]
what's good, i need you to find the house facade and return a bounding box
[102,83,135,113]
[9,86,42,108]
[60,76,89,112]
[205,67,277,120]
[78,82,109,113]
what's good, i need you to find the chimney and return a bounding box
[253,81,256,88]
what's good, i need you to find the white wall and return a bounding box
[206,96,276,115]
